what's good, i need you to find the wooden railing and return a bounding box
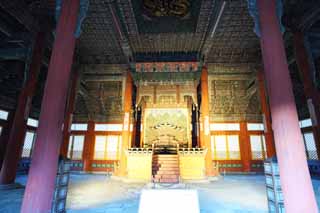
[125,147,153,181]
[178,148,207,180]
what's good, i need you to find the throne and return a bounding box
[152,134,182,154]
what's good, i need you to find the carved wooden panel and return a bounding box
[137,81,197,108]
[78,81,123,122]
[208,77,261,122]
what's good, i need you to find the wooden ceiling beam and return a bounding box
[0,32,32,46]
[83,74,123,82]
[0,48,28,60]
[108,2,133,66]
[299,5,320,31]
[0,0,40,33]
[0,18,13,37]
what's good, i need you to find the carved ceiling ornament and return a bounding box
[143,0,191,18]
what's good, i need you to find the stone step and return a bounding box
[153,159,178,162]
[152,157,179,160]
[153,156,178,158]
[153,166,179,170]
[153,160,179,163]
[152,162,179,166]
[153,165,178,168]
[153,162,179,165]
[153,178,179,183]
[152,165,179,170]
[154,156,178,158]
[152,154,180,183]
[154,158,178,161]
[154,161,178,164]
[155,164,178,166]
[153,172,179,175]
[153,170,179,175]
[154,174,179,179]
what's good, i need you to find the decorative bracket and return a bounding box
[55,0,89,38]
[74,0,89,38]
[247,0,285,37]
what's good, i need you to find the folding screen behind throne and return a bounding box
[144,108,191,149]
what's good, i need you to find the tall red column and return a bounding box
[21,0,80,212]
[200,67,214,176]
[139,101,146,147]
[293,31,320,157]
[257,71,276,158]
[60,71,80,157]
[118,71,133,177]
[257,0,318,211]
[0,32,46,184]
[0,63,25,170]
[239,122,251,172]
[131,111,137,148]
[196,107,201,147]
[83,121,95,172]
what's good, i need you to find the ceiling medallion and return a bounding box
[143,0,190,18]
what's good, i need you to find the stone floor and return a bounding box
[0,174,320,212]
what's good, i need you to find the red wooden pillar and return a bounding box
[200,67,214,176]
[139,101,146,148]
[118,71,133,177]
[83,121,95,172]
[60,71,80,157]
[0,111,14,170]
[0,32,46,184]
[293,31,320,158]
[257,71,276,158]
[239,122,251,172]
[131,113,137,147]
[21,0,80,212]
[199,117,204,148]
[0,63,24,170]
[256,0,318,211]
[196,107,201,147]
[140,113,144,147]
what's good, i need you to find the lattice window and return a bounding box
[94,136,106,159]
[211,135,240,160]
[67,135,85,160]
[94,124,123,131]
[0,109,9,120]
[247,123,264,131]
[299,119,312,128]
[22,131,36,158]
[250,135,267,160]
[71,123,88,131]
[27,118,38,127]
[106,136,120,160]
[303,132,318,160]
[210,123,240,131]
[94,135,121,160]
